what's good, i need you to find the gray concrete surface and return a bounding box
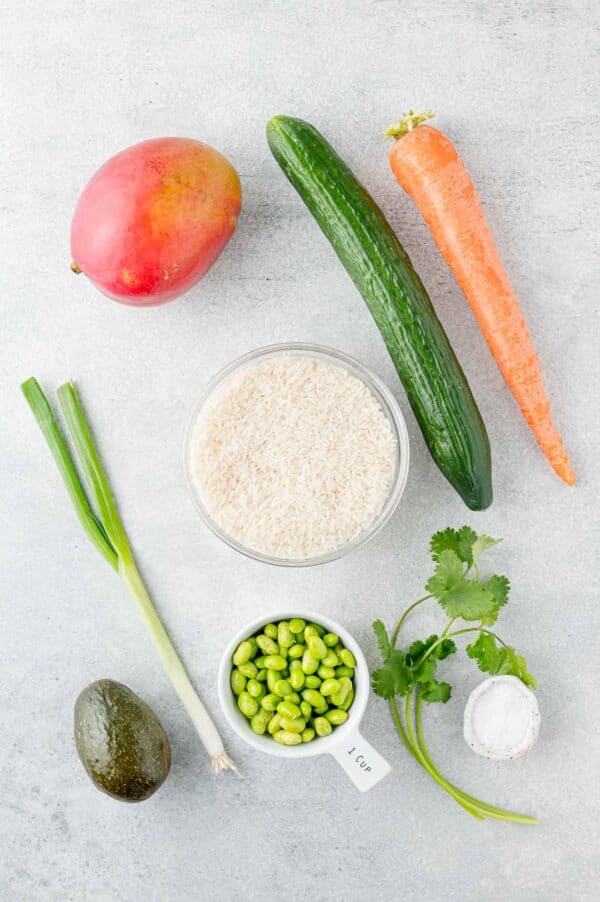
[2,1,599,899]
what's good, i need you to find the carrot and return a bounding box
[384,111,574,486]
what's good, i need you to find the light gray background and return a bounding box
[2,1,599,900]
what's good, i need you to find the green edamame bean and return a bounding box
[264,654,287,671]
[254,655,267,670]
[274,679,292,698]
[247,637,258,656]
[301,650,319,674]
[323,633,339,647]
[237,691,258,718]
[314,716,332,737]
[256,669,268,682]
[301,728,315,743]
[256,634,279,655]
[322,651,339,668]
[261,693,280,712]
[277,701,301,720]
[289,618,306,634]
[288,643,305,659]
[238,661,258,679]
[308,622,326,637]
[303,625,319,641]
[278,621,294,648]
[289,659,303,671]
[267,670,280,692]
[325,709,349,725]
[302,689,326,708]
[250,710,273,734]
[230,669,247,695]
[289,669,305,691]
[268,713,282,735]
[317,665,335,680]
[320,678,340,697]
[331,677,352,707]
[339,688,354,712]
[335,666,354,679]
[307,636,327,660]
[264,623,278,640]
[246,678,264,699]
[313,705,328,715]
[274,730,302,746]
[232,640,253,666]
[300,700,312,719]
[284,691,300,705]
[305,675,322,689]
[340,649,356,668]
[279,717,306,734]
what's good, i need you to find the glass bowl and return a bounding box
[183,343,410,566]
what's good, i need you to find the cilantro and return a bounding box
[370,526,538,824]
[372,618,392,661]
[421,681,452,703]
[471,534,501,566]
[371,650,411,699]
[466,633,537,689]
[431,526,477,565]
[425,550,498,621]
[372,631,457,704]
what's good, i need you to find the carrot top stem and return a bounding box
[384,109,436,141]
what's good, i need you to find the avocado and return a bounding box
[74,679,171,802]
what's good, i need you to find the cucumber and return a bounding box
[266,116,492,510]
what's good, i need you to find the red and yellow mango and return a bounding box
[71,137,241,306]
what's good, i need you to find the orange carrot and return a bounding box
[385,111,574,485]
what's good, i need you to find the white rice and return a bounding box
[189,354,397,559]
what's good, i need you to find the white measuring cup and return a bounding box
[218,610,391,792]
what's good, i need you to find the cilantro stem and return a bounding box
[389,696,418,762]
[441,618,456,638]
[391,595,433,647]
[404,689,484,819]
[414,690,538,825]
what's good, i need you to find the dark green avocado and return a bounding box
[74,679,171,802]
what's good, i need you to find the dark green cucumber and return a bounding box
[266,115,492,510]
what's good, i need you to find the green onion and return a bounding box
[22,378,236,775]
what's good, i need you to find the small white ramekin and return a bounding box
[184,343,410,567]
[218,609,391,792]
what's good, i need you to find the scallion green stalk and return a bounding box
[22,377,236,775]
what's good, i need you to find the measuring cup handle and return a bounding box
[329,727,392,792]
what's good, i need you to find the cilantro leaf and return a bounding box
[404,635,456,697]
[484,574,510,607]
[471,534,501,566]
[405,634,438,665]
[421,681,452,703]
[430,527,477,566]
[426,549,465,596]
[371,650,411,699]
[466,633,502,672]
[499,647,537,689]
[426,550,497,621]
[372,619,392,661]
[479,575,510,626]
[466,632,537,689]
